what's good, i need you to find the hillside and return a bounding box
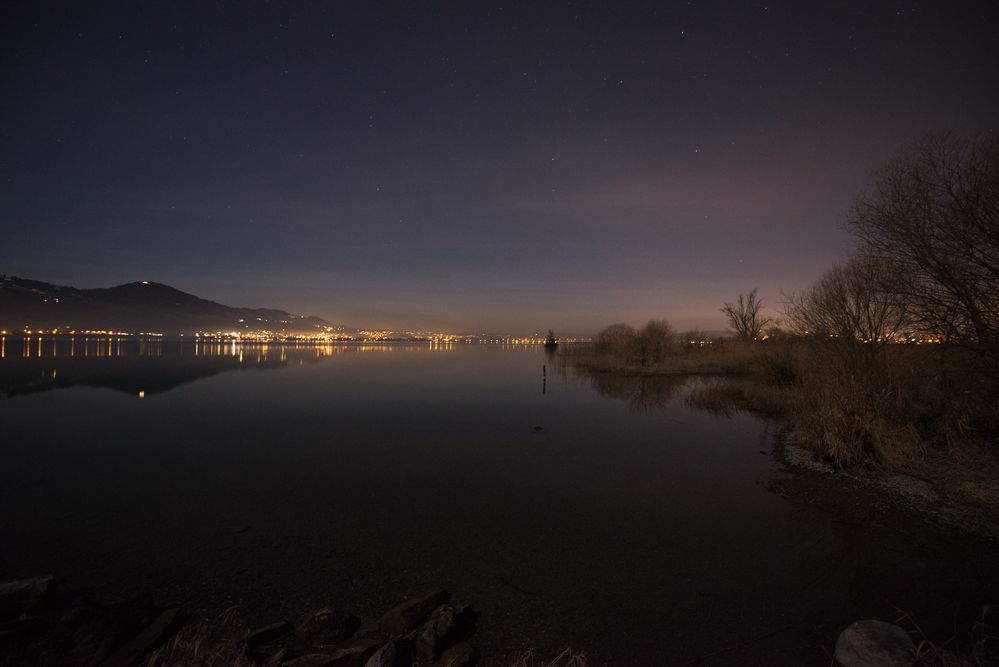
[0,275,353,337]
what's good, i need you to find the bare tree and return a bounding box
[721,288,773,341]
[782,256,909,343]
[847,133,999,358]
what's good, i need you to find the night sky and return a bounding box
[2,2,997,333]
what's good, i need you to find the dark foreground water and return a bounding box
[1,339,997,664]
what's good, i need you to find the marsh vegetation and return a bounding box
[562,135,999,523]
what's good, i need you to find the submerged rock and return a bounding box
[100,606,179,667]
[363,638,413,667]
[378,590,449,636]
[266,647,289,666]
[432,642,478,667]
[247,620,294,650]
[0,576,55,621]
[324,637,383,666]
[296,607,360,646]
[73,592,158,652]
[834,620,915,667]
[283,653,339,667]
[415,604,473,661]
[0,615,46,644]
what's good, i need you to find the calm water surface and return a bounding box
[1,339,996,664]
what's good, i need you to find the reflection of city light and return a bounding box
[138,390,145,398]
[3,334,571,368]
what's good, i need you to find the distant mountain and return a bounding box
[0,275,355,337]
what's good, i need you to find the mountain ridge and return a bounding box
[0,275,353,336]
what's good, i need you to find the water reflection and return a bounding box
[1,342,996,665]
[0,337,463,398]
[563,362,691,413]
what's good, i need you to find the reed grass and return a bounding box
[561,336,998,471]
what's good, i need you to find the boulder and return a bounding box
[72,593,158,651]
[283,654,339,667]
[432,642,478,667]
[321,637,382,667]
[100,606,180,667]
[378,590,449,636]
[266,647,289,667]
[247,620,294,650]
[414,604,472,661]
[0,615,46,644]
[0,576,55,621]
[834,620,915,667]
[363,638,413,667]
[296,607,360,646]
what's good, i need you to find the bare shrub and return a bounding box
[636,319,675,365]
[594,323,637,358]
[591,319,676,368]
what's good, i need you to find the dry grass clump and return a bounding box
[145,606,249,667]
[509,647,588,667]
[788,344,995,469]
[890,605,999,666]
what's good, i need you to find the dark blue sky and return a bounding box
[2,1,997,333]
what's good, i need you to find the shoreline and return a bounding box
[560,344,999,540]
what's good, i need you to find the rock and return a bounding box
[0,575,55,621]
[73,593,158,651]
[296,607,360,646]
[248,620,294,650]
[352,620,388,642]
[414,604,473,660]
[324,637,383,667]
[283,654,339,667]
[231,525,251,534]
[432,642,478,667]
[266,647,290,667]
[378,590,449,636]
[834,620,916,667]
[364,638,413,667]
[934,649,976,667]
[100,606,180,667]
[109,592,157,628]
[0,616,46,644]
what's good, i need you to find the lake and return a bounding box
[1,338,997,664]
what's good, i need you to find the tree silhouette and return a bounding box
[721,288,772,341]
[847,133,999,360]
